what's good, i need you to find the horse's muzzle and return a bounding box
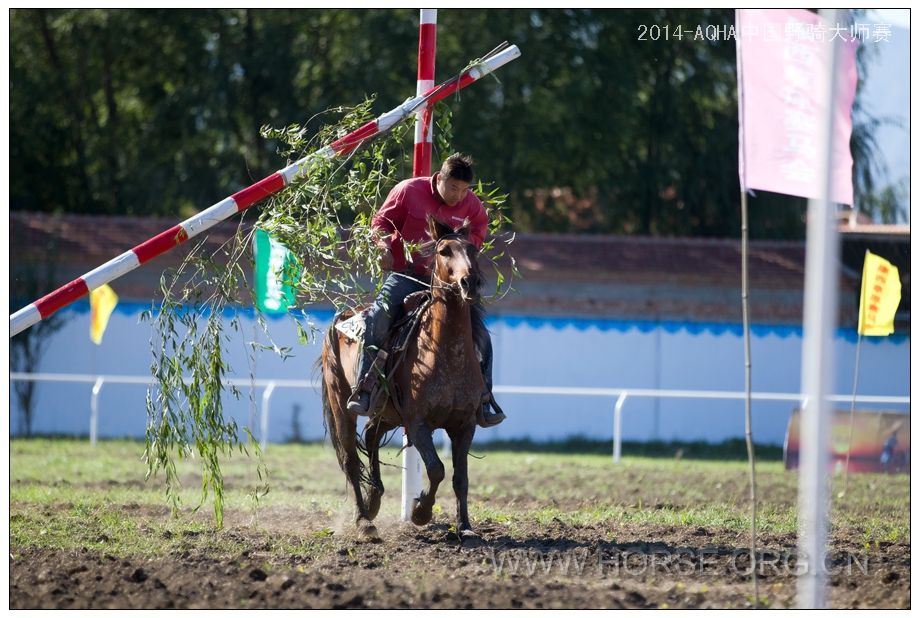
[459,274,482,301]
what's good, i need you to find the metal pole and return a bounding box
[414,8,437,176]
[402,7,438,523]
[741,188,760,606]
[260,381,276,452]
[735,23,760,602]
[249,322,258,436]
[797,9,844,608]
[401,432,424,521]
[9,41,521,338]
[613,392,628,464]
[90,376,104,446]
[441,429,451,459]
[840,333,863,496]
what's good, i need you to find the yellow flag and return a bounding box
[90,284,118,344]
[857,251,901,336]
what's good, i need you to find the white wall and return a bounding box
[10,302,910,446]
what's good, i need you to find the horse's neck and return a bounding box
[426,293,475,356]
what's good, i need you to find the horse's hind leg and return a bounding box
[448,423,478,540]
[407,421,444,526]
[362,419,394,521]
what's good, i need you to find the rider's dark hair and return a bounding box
[440,153,475,183]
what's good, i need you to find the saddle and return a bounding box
[335,291,433,420]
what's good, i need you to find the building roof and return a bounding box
[500,231,806,287]
[9,211,910,328]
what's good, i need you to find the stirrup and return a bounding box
[477,393,506,428]
[347,389,371,416]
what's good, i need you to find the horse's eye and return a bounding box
[439,246,452,256]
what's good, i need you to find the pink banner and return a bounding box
[737,9,859,205]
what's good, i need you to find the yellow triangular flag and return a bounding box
[90,284,118,344]
[857,251,901,336]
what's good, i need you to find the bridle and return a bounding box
[430,233,479,299]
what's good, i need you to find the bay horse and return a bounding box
[320,216,485,542]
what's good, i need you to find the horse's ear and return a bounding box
[455,217,472,240]
[426,214,453,241]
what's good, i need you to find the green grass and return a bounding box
[474,436,785,460]
[10,438,909,560]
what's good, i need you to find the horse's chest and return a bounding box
[408,349,481,412]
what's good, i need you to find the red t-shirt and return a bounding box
[371,175,488,276]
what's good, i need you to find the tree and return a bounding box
[10,219,72,435]
[10,9,898,238]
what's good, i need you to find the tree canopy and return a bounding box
[10,9,900,239]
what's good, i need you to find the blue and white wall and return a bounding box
[9,302,910,446]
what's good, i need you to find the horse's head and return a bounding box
[426,215,482,303]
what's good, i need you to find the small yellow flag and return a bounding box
[90,284,119,344]
[857,251,901,336]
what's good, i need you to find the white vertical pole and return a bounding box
[260,381,275,452]
[841,332,864,495]
[797,8,845,609]
[90,377,104,447]
[441,429,451,458]
[402,8,437,522]
[612,392,627,464]
[401,433,425,521]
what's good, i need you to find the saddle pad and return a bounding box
[335,313,365,343]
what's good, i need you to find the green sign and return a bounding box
[254,229,299,314]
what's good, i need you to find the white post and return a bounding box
[401,7,438,522]
[797,8,844,609]
[441,429,451,458]
[613,392,628,464]
[90,376,104,446]
[260,381,276,452]
[401,433,424,521]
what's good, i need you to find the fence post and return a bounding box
[440,429,451,458]
[613,392,628,464]
[90,377,105,447]
[260,381,276,452]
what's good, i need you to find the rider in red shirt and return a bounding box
[347,154,505,427]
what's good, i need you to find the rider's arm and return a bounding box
[371,183,409,270]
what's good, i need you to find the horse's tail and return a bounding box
[320,321,348,471]
[320,316,373,486]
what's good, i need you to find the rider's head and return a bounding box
[435,153,474,207]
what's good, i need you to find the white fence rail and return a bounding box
[10,372,910,460]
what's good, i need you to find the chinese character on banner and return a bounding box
[857,251,901,336]
[737,9,859,205]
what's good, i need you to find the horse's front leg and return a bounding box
[407,420,444,526]
[448,422,477,539]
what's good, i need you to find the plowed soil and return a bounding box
[10,513,910,609]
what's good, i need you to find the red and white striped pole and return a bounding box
[402,8,438,523]
[414,9,437,177]
[9,43,521,338]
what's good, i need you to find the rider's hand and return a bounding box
[374,235,394,271]
[379,248,394,271]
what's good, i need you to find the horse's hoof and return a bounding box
[411,500,433,526]
[460,528,481,541]
[357,520,381,543]
[458,528,483,548]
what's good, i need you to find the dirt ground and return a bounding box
[9,511,910,609]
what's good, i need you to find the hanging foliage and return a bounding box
[142,98,517,527]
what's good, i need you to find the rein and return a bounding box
[393,234,475,295]
[430,233,478,297]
